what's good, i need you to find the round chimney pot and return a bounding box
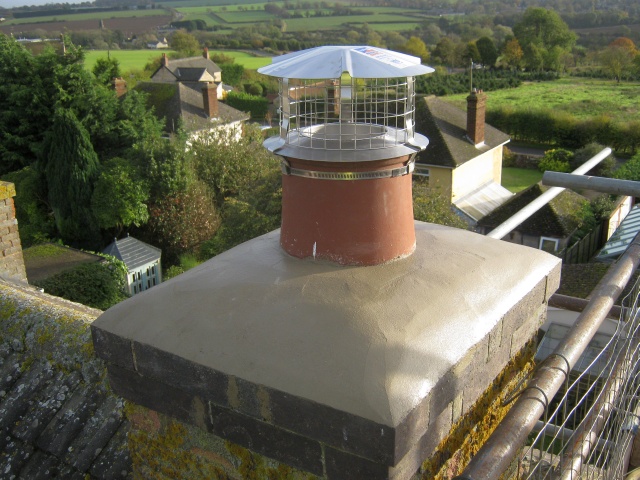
[258,46,434,266]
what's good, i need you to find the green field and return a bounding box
[502,167,543,193]
[84,49,272,73]
[84,50,172,73]
[174,3,426,31]
[3,8,169,26]
[444,77,640,125]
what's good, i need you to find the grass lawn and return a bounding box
[84,49,272,73]
[444,77,640,125]
[502,167,542,193]
[84,50,173,73]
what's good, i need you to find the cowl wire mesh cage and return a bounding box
[258,46,434,162]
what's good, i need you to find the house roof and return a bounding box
[415,95,510,168]
[453,181,514,222]
[0,281,131,479]
[103,235,161,272]
[158,55,221,79]
[135,81,249,134]
[477,183,588,237]
[174,67,215,83]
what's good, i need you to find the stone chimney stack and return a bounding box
[202,82,218,118]
[161,53,169,67]
[111,77,126,97]
[203,47,209,59]
[92,47,561,480]
[466,88,487,147]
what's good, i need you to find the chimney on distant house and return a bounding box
[202,82,218,118]
[466,88,487,147]
[111,77,126,97]
[203,47,209,59]
[161,53,169,67]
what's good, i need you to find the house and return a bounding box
[415,91,513,225]
[103,235,161,296]
[477,183,589,253]
[137,49,249,137]
[147,37,168,49]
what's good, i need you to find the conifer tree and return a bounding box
[44,108,100,245]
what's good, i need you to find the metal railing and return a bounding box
[455,155,640,480]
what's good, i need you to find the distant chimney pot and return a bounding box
[203,47,209,59]
[161,53,168,67]
[202,83,218,118]
[111,77,126,97]
[467,90,487,147]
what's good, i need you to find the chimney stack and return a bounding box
[161,53,168,67]
[203,47,209,59]
[111,77,126,97]
[202,82,218,118]
[92,47,562,480]
[466,88,487,147]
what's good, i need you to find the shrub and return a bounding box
[538,148,573,173]
[35,260,128,310]
[225,91,268,119]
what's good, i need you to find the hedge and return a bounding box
[225,91,268,120]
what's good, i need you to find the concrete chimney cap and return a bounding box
[258,45,434,79]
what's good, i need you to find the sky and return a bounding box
[2,0,88,7]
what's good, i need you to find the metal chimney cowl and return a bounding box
[258,46,434,266]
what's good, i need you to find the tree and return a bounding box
[463,41,481,63]
[609,37,638,54]
[513,7,576,71]
[476,36,498,67]
[401,36,429,62]
[147,180,221,263]
[513,7,576,52]
[170,30,201,56]
[502,38,524,70]
[92,55,121,85]
[189,125,279,206]
[600,45,636,83]
[91,157,150,234]
[43,108,100,245]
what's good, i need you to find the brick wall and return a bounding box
[0,182,27,283]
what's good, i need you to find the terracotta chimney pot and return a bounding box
[203,47,209,59]
[161,53,169,67]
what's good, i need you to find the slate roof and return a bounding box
[477,183,588,237]
[103,235,161,272]
[135,81,249,134]
[415,95,510,168]
[155,55,221,80]
[0,281,131,479]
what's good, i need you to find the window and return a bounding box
[413,164,430,181]
[539,237,559,253]
[133,285,137,294]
